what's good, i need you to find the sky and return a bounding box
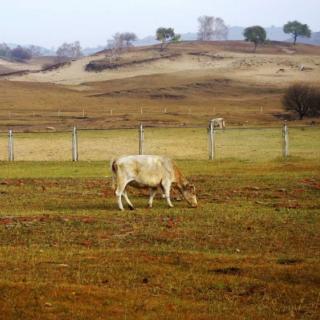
[1,0,319,48]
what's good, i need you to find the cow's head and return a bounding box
[182,183,198,208]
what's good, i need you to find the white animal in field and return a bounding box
[111,155,198,211]
[211,118,226,129]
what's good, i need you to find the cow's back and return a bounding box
[115,155,174,187]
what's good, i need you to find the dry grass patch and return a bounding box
[0,160,319,319]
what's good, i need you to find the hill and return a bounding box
[0,41,320,131]
[4,41,320,86]
[295,32,320,45]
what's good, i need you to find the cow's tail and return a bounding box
[110,159,118,190]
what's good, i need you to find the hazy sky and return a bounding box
[1,0,319,48]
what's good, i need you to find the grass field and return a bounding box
[1,126,319,161]
[0,159,319,319]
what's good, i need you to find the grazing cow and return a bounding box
[111,155,197,211]
[211,118,226,129]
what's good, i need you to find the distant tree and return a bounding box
[214,17,229,40]
[28,45,42,57]
[121,32,138,47]
[283,21,311,45]
[197,16,229,41]
[0,43,11,58]
[112,33,125,53]
[282,83,320,120]
[56,41,82,59]
[10,46,32,60]
[156,27,180,50]
[243,26,266,51]
[197,16,214,41]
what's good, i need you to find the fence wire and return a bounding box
[0,126,319,162]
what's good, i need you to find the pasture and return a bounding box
[0,159,319,319]
[1,126,319,161]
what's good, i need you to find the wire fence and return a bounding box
[0,124,319,162]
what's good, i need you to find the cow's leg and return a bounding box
[115,182,126,211]
[123,191,134,210]
[148,188,157,208]
[161,181,174,208]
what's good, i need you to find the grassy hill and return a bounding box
[0,41,320,131]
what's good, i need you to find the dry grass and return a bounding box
[1,41,320,131]
[0,159,319,319]
[0,127,319,161]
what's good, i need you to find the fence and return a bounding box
[0,122,319,162]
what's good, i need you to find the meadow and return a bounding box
[0,126,319,161]
[0,159,319,319]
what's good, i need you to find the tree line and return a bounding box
[0,17,313,61]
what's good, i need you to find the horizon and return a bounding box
[1,0,320,48]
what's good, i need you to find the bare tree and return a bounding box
[28,45,42,57]
[56,41,82,59]
[197,16,214,41]
[214,18,229,40]
[282,83,320,120]
[197,16,228,41]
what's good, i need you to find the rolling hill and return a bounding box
[0,40,320,131]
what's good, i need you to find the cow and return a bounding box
[211,118,226,129]
[111,155,197,211]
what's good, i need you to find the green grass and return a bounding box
[0,159,319,319]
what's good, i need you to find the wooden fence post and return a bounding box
[139,123,144,155]
[72,126,79,161]
[208,121,215,160]
[282,121,289,158]
[8,129,14,161]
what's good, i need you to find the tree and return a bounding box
[156,27,180,50]
[28,45,42,57]
[282,84,320,120]
[0,43,11,58]
[56,41,82,59]
[197,16,229,41]
[283,21,311,45]
[197,16,214,40]
[214,17,229,40]
[121,32,138,47]
[10,46,32,60]
[243,26,266,51]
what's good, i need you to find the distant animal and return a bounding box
[111,155,198,211]
[211,118,226,129]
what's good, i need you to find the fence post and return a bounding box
[208,121,215,160]
[282,121,289,158]
[8,129,14,161]
[139,123,144,155]
[72,126,79,161]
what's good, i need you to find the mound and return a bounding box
[2,41,320,87]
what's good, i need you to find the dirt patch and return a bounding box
[277,258,304,265]
[209,267,242,275]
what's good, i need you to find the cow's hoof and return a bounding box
[129,206,135,211]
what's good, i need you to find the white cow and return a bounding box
[111,155,197,211]
[211,118,226,129]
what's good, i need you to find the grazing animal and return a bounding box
[211,118,226,129]
[111,155,197,211]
